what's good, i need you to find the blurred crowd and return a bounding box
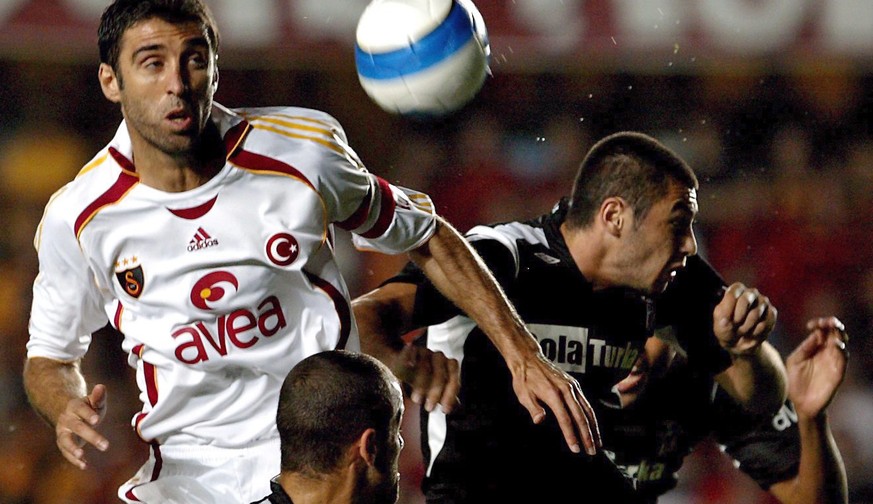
[0,59,870,503]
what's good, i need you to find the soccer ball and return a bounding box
[354,0,491,117]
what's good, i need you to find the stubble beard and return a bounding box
[123,96,212,159]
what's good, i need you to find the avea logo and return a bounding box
[527,323,640,374]
[190,271,238,310]
[175,271,287,364]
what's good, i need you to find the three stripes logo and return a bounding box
[188,227,219,252]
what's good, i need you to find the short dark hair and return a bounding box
[98,0,220,72]
[277,351,400,475]
[565,131,698,229]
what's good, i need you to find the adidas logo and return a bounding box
[188,227,219,252]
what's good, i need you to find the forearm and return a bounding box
[770,414,848,504]
[716,342,787,415]
[23,356,87,427]
[408,218,540,363]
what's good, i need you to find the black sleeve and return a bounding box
[381,237,519,328]
[710,389,801,489]
[655,254,732,375]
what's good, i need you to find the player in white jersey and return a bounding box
[22,1,599,502]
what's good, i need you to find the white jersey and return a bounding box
[27,103,436,448]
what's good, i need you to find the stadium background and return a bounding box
[0,1,871,502]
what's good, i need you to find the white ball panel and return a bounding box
[355,0,453,52]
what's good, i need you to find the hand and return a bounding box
[55,384,109,470]
[785,317,848,419]
[389,344,461,414]
[713,283,777,356]
[508,353,600,456]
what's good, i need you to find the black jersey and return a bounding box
[387,201,732,503]
[599,356,801,503]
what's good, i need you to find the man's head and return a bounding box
[97,0,220,157]
[277,350,405,504]
[565,132,700,294]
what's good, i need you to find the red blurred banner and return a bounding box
[0,0,870,70]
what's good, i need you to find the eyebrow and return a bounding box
[131,43,165,60]
[131,36,210,61]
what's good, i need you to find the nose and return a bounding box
[166,61,189,96]
[682,228,698,257]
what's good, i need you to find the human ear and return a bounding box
[357,428,378,466]
[98,63,121,103]
[601,197,626,237]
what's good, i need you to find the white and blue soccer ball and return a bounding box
[355,0,491,117]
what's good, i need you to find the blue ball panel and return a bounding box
[355,1,474,80]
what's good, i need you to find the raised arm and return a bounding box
[713,283,787,415]
[768,317,849,504]
[23,357,109,470]
[405,216,599,455]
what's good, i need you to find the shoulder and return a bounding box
[464,219,549,279]
[227,105,361,170]
[234,105,344,139]
[467,219,548,249]
[41,148,125,224]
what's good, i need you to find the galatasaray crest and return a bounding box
[115,256,144,298]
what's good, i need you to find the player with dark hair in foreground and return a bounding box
[354,131,786,503]
[251,350,405,504]
[22,1,599,501]
[603,316,848,503]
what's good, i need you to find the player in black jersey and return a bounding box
[605,316,848,504]
[353,131,785,503]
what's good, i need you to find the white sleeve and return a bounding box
[317,121,437,254]
[27,193,106,361]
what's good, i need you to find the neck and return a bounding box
[561,222,610,290]
[278,470,358,504]
[131,121,225,192]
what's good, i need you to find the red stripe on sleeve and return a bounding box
[336,185,372,231]
[360,176,395,239]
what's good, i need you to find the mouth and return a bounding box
[165,108,194,131]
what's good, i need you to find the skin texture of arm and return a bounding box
[712,283,787,415]
[360,216,600,455]
[22,357,109,470]
[767,317,849,504]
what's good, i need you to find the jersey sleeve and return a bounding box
[711,389,801,489]
[655,254,732,375]
[27,192,106,361]
[312,118,436,254]
[383,233,519,328]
